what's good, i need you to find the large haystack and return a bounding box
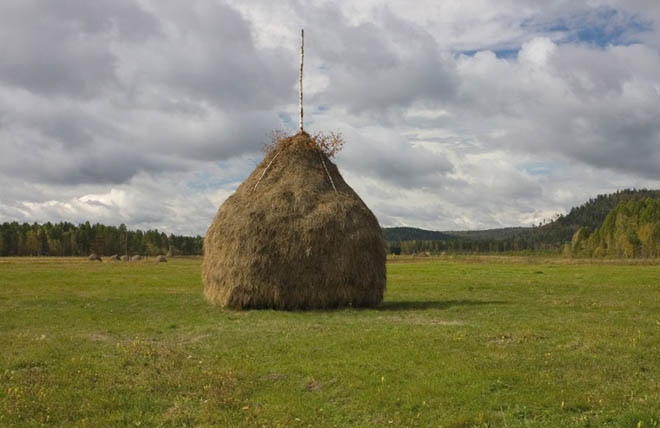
[203,132,386,310]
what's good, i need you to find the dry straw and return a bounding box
[202,132,386,310]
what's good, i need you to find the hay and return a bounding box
[88,254,101,262]
[131,255,142,261]
[156,255,167,262]
[202,131,386,310]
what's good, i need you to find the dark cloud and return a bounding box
[301,4,457,114]
[0,138,190,185]
[0,0,294,187]
[126,0,297,111]
[0,0,159,98]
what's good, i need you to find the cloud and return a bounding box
[1,0,660,235]
[299,5,458,115]
[0,0,291,187]
[121,0,297,111]
[0,0,158,98]
[338,127,455,190]
[518,37,557,67]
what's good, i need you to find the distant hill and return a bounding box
[382,226,530,242]
[525,188,660,246]
[445,227,530,241]
[551,189,660,231]
[383,188,660,254]
[382,227,454,242]
[569,197,660,258]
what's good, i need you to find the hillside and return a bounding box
[527,188,660,245]
[445,227,530,241]
[382,227,530,242]
[382,227,454,242]
[384,188,660,254]
[569,197,660,258]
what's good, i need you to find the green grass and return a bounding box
[1,256,660,427]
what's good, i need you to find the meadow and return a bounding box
[1,256,659,427]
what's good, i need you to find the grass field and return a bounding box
[1,256,659,427]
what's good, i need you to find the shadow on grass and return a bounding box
[378,299,507,311]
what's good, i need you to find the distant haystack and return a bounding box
[202,132,386,310]
[131,255,142,261]
[88,254,102,262]
[156,255,167,262]
[120,255,129,261]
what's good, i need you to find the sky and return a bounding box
[1,0,660,236]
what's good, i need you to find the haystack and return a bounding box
[88,253,101,262]
[202,131,386,310]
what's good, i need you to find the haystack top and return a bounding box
[271,130,312,152]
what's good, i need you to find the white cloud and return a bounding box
[1,0,660,235]
[519,37,557,67]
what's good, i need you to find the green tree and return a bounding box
[25,230,39,256]
[37,227,49,256]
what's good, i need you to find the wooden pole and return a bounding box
[299,29,304,132]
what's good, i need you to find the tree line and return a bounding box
[532,188,660,244]
[388,236,561,255]
[567,198,660,258]
[387,189,660,257]
[0,222,203,257]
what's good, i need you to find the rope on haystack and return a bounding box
[319,151,337,192]
[253,151,281,192]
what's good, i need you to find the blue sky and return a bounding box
[546,6,653,46]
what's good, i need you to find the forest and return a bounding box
[0,221,203,257]
[2,189,659,258]
[385,189,660,257]
[568,198,660,258]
